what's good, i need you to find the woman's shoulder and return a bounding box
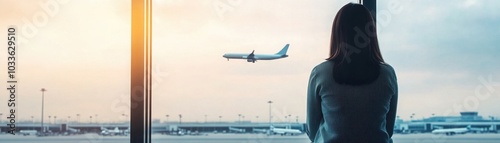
[311,61,396,77]
[312,61,335,73]
[380,62,397,79]
[313,61,394,71]
[380,62,395,71]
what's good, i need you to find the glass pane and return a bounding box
[0,0,130,142]
[377,0,500,142]
[152,0,358,142]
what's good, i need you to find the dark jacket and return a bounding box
[307,61,398,143]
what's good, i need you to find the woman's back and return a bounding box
[307,3,398,143]
[307,61,398,143]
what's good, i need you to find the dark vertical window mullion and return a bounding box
[362,0,376,23]
[131,0,152,142]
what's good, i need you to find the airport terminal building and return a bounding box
[0,121,305,135]
[395,112,500,133]
[3,111,499,135]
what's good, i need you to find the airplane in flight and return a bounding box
[431,125,471,136]
[270,126,303,136]
[222,44,289,63]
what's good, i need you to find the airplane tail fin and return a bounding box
[276,44,289,55]
[270,125,275,130]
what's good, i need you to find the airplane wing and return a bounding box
[247,50,256,63]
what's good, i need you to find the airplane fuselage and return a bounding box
[100,127,129,136]
[432,128,469,135]
[271,127,303,135]
[228,127,246,133]
[222,44,289,63]
[222,54,288,60]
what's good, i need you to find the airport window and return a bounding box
[376,0,500,142]
[1,0,499,143]
[152,0,500,142]
[0,0,131,142]
[151,0,362,142]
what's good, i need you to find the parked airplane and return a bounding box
[431,125,471,136]
[222,44,289,63]
[252,128,268,134]
[228,127,246,133]
[270,126,303,136]
[65,127,81,135]
[100,127,129,136]
[19,130,37,136]
[21,128,81,136]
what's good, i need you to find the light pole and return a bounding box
[76,114,80,123]
[179,114,182,124]
[219,116,222,122]
[165,114,169,123]
[95,114,98,123]
[410,113,415,122]
[31,116,35,130]
[41,88,46,132]
[256,116,259,123]
[48,116,52,124]
[68,116,71,123]
[54,116,57,124]
[238,114,242,124]
[0,113,3,124]
[296,116,299,123]
[90,116,93,124]
[268,101,273,129]
[288,114,291,124]
[204,115,207,123]
[122,114,128,123]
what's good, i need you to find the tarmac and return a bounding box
[0,133,499,143]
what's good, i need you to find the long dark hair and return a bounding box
[327,3,385,85]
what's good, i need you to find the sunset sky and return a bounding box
[1,0,499,124]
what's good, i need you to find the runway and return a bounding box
[393,133,500,143]
[1,133,499,143]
